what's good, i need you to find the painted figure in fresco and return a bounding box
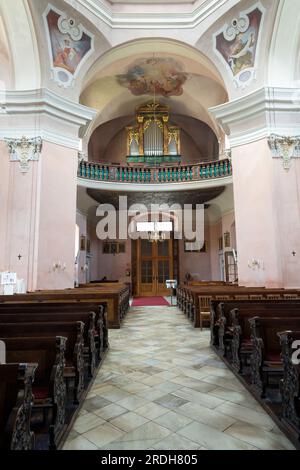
[117,57,188,97]
[228,30,256,75]
[215,7,263,79]
[53,39,78,74]
[46,9,92,77]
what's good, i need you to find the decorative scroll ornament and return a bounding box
[214,3,264,89]
[268,134,300,171]
[43,5,93,88]
[5,136,42,173]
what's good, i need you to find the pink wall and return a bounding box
[232,139,284,287]
[0,142,11,275]
[89,236,132,284]
[273,158,300,287]
[0,140,78,290]
[36,141,78,290]
[76,211,88,285]
[178,224,212,282]
[209,221,222,281]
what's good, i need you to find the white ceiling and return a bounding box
[109,1,195,3]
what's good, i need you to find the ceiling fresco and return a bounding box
[116,57,188,97]
[214,4,264,89]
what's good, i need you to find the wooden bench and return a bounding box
[177,284,300,327]
[210,300,300,356]
[0,322,85,404]
[0,285,130,328]
[0,310,98,377]
[278,330,300,440]
[229,307,300,373]
[0,363,37,450]
[249,317,300,398]
[2,336,67,450]
[0,301,109,354]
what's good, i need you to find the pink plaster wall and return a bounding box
[232,139,283,287]
[0,142,12,273]
[0,140,40,289]
[36,141,78,290]
[0,140,78,290]
[273,158,300,287]
[89,237,132,283]
[178,224,212,282]
[209,221,222,281]
[76,211,88,284]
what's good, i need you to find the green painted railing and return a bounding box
[78,158,232,184]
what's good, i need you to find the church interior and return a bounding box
[0,0,300,452]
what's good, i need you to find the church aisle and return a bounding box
[63,307,294,451]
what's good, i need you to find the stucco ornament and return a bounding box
[268,135,300,171]
[5,136,42,173]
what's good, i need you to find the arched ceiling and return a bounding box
[109,1,197,3]
[80,38,228,144]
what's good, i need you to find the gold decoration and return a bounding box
[126,100,181,158]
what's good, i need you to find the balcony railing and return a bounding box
[78,158,232,184]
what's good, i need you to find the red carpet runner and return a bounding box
[131,297,170,307]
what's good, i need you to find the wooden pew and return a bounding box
[278,330,300,440]
[2,336,67,450]
[249,317,300,398]
[0,322,85,404]
[0,285,130,328]
[0,311,97,377]
[0,302,109,356]
[229,307,300,373]
[177,284,300,327]
[0,302,109,352]
[0,363,36,450]
[210,299,300,356]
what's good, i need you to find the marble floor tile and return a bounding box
[73,413,106,434]
[177,421,257,450]
[135,402,170,420]
[116,395,150,411]
[82,423,124,448]
[93,403,128,421]
[152,433,200,450]
[110,411,149,432]
[153,411,193,432]
[82,396,112,412]
[225,421,295,450]
[176,402,236,431]
[214,402,276,431]
[64,306,294,451]
[117,421,172,443]
[154,393,189,410]
[63,436,99,450]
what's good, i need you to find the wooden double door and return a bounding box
[137,239,173,296]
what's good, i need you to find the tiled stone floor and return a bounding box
[63,307,295,451]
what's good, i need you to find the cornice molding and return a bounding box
[0,89,97,150]
[77,175,233,192]
[0,89,97,126]
[209,87,300,147]
[75,0,233,29]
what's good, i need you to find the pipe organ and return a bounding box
[126,101,181,164]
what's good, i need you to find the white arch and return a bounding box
[0,0,41,90]
[268,0,300,87]
[80,37,228,149]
